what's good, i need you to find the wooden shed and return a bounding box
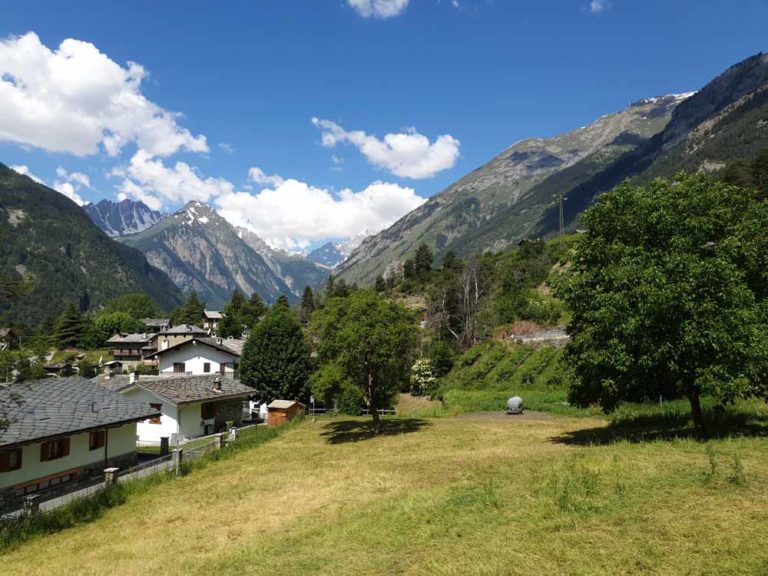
[267,400,305,427]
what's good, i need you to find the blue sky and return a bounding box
[1,0,766,250]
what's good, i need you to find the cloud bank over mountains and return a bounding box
[0,31,441,251]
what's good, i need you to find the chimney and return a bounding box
[213,376,222,392]
[129,372,138,385]
[217,337,223,345]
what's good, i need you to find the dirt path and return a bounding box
[456,410,555,421]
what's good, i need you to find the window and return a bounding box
[40,438,70,462]
[203,362,211,373]
[149,403,162,424]
[89,430,106,451]
[0,448,22,472]
[220,363,227,374]
[173,362,186,373]
[201,402,215,420]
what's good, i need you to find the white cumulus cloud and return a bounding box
[53,166,91,206]
[0,32,207,157]
[10,164,45,185]
[588,0,609,13]
[347,0,409,19]
[216,178,425,251]
[114,150,234,209]
[248,166,284,187]
[312,118,460,179]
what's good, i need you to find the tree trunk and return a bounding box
[368,370,381,434]
[688,390,706,440]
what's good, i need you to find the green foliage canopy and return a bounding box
[309,290,418,432]
[239,303,310,402]
[557,174,768,436]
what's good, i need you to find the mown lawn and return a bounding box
[2,412,768,575]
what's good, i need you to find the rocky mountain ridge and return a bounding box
[337,52,768,286]
[84,198,164,237]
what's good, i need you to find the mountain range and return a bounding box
[5,52,767,324]
[117,202,328,307]
[0,164,183,327]
[84,199,164,237]
[336,53,768,286]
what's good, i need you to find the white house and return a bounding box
[144,337,242,375]
[0,377,159,509]
[202,310,223,332]
[94,373,254,445]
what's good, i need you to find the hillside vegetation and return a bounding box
[0,164,183,328]
[3,416,767,575]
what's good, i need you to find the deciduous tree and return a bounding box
[557,174,768,437]
[310,290,418,432]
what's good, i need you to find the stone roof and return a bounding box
[221,338,246,355]
[204,310,223,320]
[158,324,208,335]
[106,333,155,345]
[0,377,159,449]
[144,337,241,359]
[142,318,170,328]
[134,374,253,405]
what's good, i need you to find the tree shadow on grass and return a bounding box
[321,418,430,444]
[551,409,768,446]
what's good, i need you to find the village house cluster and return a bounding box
[0,309,304,512]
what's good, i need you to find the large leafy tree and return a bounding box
[310,290,418,433]
[557,174,768,437]
[239,302,310,402]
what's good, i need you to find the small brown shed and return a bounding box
[267,400,305,427]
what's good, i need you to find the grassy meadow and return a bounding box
[2,407,768,575]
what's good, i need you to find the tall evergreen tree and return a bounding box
[218,289,246,338]
[414,243,434,282]
[299,286,316,325]
[374,275,387,293]
[54,304,87,348]
[172,291,206,326]
[752,148,768,196]
[239,304,310,402]
[275,294,291,308]
[240,293,267,330]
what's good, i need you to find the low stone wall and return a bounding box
[0,452,137,514]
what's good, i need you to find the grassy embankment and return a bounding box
[2,410,767,575]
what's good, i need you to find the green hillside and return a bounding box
[0,164,183,327]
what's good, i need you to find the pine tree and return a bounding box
[374,275,387,292]
[172,291,206,326]
[752,149,768,196]
[240,293,267,330]
[54,304,87,348]
[414,244,434,282]
[299,286,315,325]
[275,294,291,308]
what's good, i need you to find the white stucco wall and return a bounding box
[156,344,237,375]
[123,387,213,444]
[0,424,137,490]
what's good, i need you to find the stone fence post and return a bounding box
[103,467,120,488]
[214,432,225,450]
[23,495,40,518]
[159,437,170,456]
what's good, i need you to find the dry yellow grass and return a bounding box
[2,414,768,575]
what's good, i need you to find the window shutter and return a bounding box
[62,437,70,457]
